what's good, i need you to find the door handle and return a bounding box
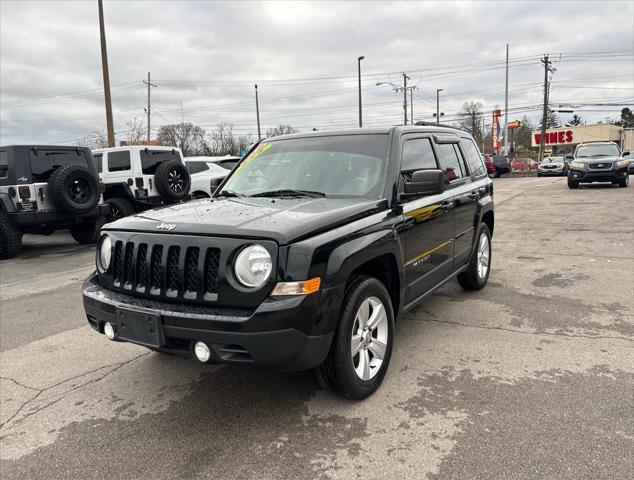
[468,191,479,200]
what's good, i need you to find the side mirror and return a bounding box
[403,169,445,196]
[564,155,574,162]
[622,151,630,157]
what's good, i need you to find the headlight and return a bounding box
[616,159,628,168]
[570,161,584,169]
[98,235,112,273]
[234,244,272,288]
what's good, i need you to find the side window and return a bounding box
[436,143,466,185]
[0,151,7,178]
[401,138,438,172]
[108,151,131,172]
[92,154,103,174]
[460,138,486,177]
[187,162,209,174]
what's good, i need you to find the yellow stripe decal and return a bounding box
[406,240,453,266]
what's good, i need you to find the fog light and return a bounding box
[194,341,211,362]
[104,322,115,340]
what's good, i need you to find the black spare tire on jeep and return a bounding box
[47,163,100,214]
[154,161,191,201]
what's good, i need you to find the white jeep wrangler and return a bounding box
[0,145,110,259]
[93,146,191,220]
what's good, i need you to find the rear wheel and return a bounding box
[0,210,22,259]
[106,197,135,222]
[69,219,105,244]
[457,224,491,291]
[317,276,394,400]
[567,176,579,189]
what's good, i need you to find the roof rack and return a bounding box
[414,120,462,131]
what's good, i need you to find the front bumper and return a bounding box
[569,167,628,183]
[8,204,110,227]
[82,273,335,371]
[538,167,564,175]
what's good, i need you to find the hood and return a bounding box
[104,196,387,244]
[575,155,621,163]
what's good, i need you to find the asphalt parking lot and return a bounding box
[0,176,632,479]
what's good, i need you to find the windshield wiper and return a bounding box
[216,190,245,198]
[250,189,326,198]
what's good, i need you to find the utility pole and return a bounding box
[255,84,261,140]
[436,88,444,124]
[402,73,410,126]
[538,54,552,162]
[504,43,509,155]
[143,72,157,142]
[97,0,115,147]
[357,56,365,127]
[482,116,486,152]
[410,88,414,125]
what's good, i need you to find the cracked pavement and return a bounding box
[0,177,632,479]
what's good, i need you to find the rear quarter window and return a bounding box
[107,151,131,172]
[187,162,209,174]
[140,149,182,175]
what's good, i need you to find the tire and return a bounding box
[537,172,542,177]
[47,164,100,214]
[154,161,191,201]
[317,276,394,400]
[567,176,579,189]
[68,218,105,244]
[192,191,210,199]
[0,210,22,259]
[618,175,629,188]
[493,170,501,178]
[106,197,135,222]
[457,224,492,291]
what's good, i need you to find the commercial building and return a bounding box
[531,123,633,155]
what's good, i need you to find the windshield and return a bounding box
[543,157,563,163]
[219,134,389,198]
[576,144,620,158]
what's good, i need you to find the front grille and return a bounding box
[109,240,221,302]
[589,162,612,170]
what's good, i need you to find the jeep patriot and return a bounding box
[82,126,494,399]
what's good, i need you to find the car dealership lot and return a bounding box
[0,177,632,479]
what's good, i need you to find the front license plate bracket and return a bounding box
[116,309,162,348]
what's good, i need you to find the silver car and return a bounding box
[538,156,566,176]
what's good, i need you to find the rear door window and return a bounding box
[459,138,486,177]
[436,143,466,185]
[187,162,209,174]
[140,149,182,175]
[107,151,131,172]
[29,149,89,182]
[0,151,7,179]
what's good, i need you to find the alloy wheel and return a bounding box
[477,233,490,279]
[168,169,185,192]
[351,296,388,381]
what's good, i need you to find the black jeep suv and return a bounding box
[82,127,494,399]
[567,141,630,189]
[0,145,110,259]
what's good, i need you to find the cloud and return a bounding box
[1,0,632,144]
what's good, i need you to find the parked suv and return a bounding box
[0,145,110,259]
[567,141,629,189]
[490,155,511,177]
[82,127,494,400]
[538,156,566,176]
[94,146,191,220]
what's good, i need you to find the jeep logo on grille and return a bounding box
[156,222,176,231]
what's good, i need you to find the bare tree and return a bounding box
[203,123,236,155]
[457,102,483,145]
[124,117,146,144]
[157,122,206,156]
[266,124,298,137]
[75,130,109,149]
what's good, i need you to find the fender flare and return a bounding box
[0,192,17,213]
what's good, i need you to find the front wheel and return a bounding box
[567,176,579,189]
[457,224,491,291]
[69,219,105,244]
[316,276,394,400]
[619,175,629,188]
[106,197,135,222]
[0,211,22,259]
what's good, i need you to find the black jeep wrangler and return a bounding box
[82,126,494,399]
[0,145,110,259]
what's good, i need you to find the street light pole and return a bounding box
[436,88,444,124]
[358,56,365,128]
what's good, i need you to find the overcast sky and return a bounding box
[1,0,633,146]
